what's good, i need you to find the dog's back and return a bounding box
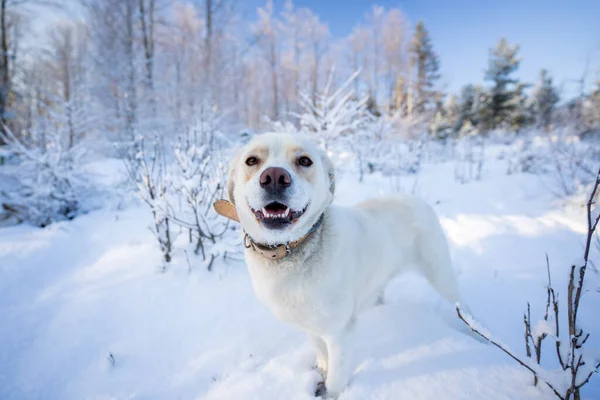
[327,196,461,310]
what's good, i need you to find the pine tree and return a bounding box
[410,21,441,115]
[457,84,487,131]
[532,69,559,130]
[508,81,534,132]
[458,84,476,129]
[434,94,460,138]
[581,78,600,134]
[482,38,523,131]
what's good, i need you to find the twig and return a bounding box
[456,306,565,399]
[184,249,192,274]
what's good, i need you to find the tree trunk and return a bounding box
[139,0,155,113]
[0,0,9,145]
[125,1,137,138]
[270,41,279,119]
[205,0,212,84]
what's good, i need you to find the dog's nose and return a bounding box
[260,167,292,192]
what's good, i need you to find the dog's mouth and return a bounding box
[251,202,308,229]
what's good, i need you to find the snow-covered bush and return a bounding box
[122,111,238,269]
[505,130,600,196]
[124,134,173,265]
[0,126,94,227]
[297,70,368,150]
[453,134,485,184]
[343,113,396,181]
[167,120,231,270]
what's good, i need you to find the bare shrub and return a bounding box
[457,168,600,400]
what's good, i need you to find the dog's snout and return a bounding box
[260,167,292,193]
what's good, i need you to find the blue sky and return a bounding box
[244,0,600,99]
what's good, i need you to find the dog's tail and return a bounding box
[414,202,463,306]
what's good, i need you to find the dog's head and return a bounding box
[227,133,334,244]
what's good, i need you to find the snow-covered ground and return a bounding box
[1,147,599,400]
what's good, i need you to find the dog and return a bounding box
[214,132,463,398]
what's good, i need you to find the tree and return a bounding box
[532,69,559,130]
[347,25,368,97]
[305,11,329,108]
[0,0,34,144]
[482,38,523,131]
[252,0,280,120]
[409,20,441,115]
[366,6,384,112]
[297,70,367,150]
[458,84,476,128]
[582,78,600,134]
[437,94,460,137]
[47,21,90,149]
[138,0,156,114]
[85,0,139,140]
[381,9,409,115]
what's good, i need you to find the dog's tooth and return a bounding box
[262,207,267,215]
[284,208,290,217]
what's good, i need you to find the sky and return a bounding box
[244,0,600,99]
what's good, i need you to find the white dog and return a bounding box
[214,133,462,398]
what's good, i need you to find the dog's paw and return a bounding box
[314,381,327,398]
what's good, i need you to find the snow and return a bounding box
[1,144,599,400]
[533,319,555,339]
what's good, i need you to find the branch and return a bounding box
[583,167,600,264]
[576,361,600,390]
[456,306,565,400]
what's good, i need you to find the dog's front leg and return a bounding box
[323,319,356,398]
[309,334,328,377]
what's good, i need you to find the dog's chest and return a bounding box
[246,258,332,333]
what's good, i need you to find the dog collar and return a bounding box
[213,199,324,260]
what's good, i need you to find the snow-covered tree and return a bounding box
[532,69,560,130]
[481,38,524,131]
[252,0,281,120]
[434,94,461,138]
[381,9,409,114]
[297,70,368,150]
[582,78,600,134]
[410,20,441,116]
[85,0,140,141]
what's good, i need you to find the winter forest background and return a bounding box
[1,1,600,400]
[0,0,599,227]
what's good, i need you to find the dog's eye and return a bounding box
[245,156,259,166]
[297,156,313,167]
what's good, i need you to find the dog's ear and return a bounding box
[320,150,335,195]
[227,150,241,205]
